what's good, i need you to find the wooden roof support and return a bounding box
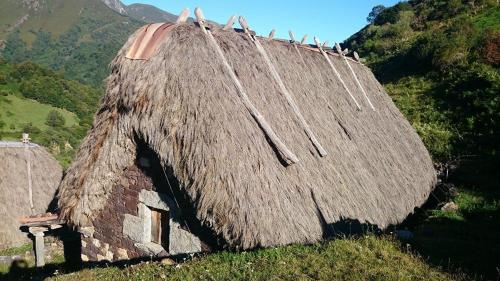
[353,51,361,62]
[288,30,296,43]
[194,8,299,165]
[239,16,328,157]
[223,15,237,31]
[268,29,276,40]
[335,43,375,111]
[176,8,190,24]
[300,35,308,45]
[314,37,361,110]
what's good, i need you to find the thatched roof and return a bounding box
[0,142,62,249]
[58,23,436,250]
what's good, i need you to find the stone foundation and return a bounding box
[80,164,201,262]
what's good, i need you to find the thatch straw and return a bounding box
[58,23,436,250]
[0,142,62,249]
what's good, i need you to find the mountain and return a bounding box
[101,0,127,14]
[0,0,144,86]
[0,0,181,87]
[100,0,178,23]
[125,3,178,23]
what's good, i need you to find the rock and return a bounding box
[92,238,101,248]
[116,248,129,260]
[441,202,459,212]
[81,254,89,262]
[161,258,175,266]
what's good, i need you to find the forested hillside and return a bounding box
[0,0,143,87]
[345,0,499,164]
[0,58,100,167]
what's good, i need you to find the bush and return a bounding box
[45,110,66,128]
[0,74,7,85]
[22,123,41,134]
[480,30,500,66]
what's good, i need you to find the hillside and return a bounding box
[125,3,178,23]
[0,0,144,87]
[344,1,499,163]
[344,1,499,278]
[0,58,101,167]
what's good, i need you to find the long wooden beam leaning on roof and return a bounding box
[314,37,361,110]
[239,17,328,157]
[289,31,308,67]
[194,8,299,165]
[335,43,375,111]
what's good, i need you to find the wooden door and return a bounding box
[151,209,162,244]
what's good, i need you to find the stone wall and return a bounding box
[81,165,154,261]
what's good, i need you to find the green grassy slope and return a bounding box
[0,0,143,87]
[0,236,460,281]
[0,94,78,132]
[0,59,100,167]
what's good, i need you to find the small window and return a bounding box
[150,208,169,249]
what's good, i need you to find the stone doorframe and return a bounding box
[123,189,201,255]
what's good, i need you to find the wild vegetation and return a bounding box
[0,0,143,87]
[0,0,498,280]
[345,0,499,279]
[345,0,499,162]
[0,59,100,167]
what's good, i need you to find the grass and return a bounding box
[411,185,500,280]
[0,242,65,278]
[0,243,32,257]
[45,236,456,281]
[0,94,79,134]
[473,5,500,30]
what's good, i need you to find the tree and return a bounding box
[45,110,66,128]
[367,5,386,23]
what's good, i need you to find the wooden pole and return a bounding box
[239,16,328,157]
[335,43,375,111]
[194,8,299,165]
[176,8,190,24]
[268,29,276,40]
[300,35,308,45]
[288,30,296,42]
[314,37,361,110]
[24,140,35,215]
[223,15,237,31]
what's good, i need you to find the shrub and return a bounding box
[22,123,41,134]
[45,110,66,128]
[480,30,500,66]
[0,74,7,85]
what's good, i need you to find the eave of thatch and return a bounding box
[58,23,436,249]
[0,143,62,249]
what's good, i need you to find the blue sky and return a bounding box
[122,0,400,43]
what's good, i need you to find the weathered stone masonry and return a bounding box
[81,165,155,261]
